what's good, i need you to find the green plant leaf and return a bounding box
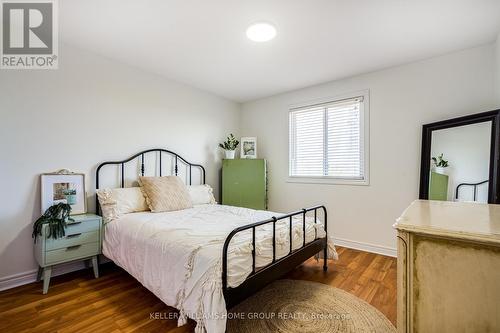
[219,133,240,150]
[32,203,71,243]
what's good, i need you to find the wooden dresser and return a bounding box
[394,200,500,333]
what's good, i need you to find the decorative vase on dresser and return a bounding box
[34,214,102,294]
[222,159,267,210]
[394,200,500,333]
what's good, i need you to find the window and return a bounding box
[288,92,369,185]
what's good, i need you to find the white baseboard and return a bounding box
[332,237,397,257]
[0,257,111,292]
[0,269,39,291]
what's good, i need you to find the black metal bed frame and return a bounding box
[455,180,489,202]
[95,148,328,308]
[95,148,206,213]
[222,206,327,308]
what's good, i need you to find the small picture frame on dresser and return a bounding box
[241,137,257,159]
[41,170,86,215]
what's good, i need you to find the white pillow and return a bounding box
[96,187,149,223]
[187,184,217,205]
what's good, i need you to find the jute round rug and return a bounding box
[227,279,395,333]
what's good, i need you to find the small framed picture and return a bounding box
[41,170,86,215]
[241,137,257,159]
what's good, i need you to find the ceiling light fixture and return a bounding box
[246,22,277,42]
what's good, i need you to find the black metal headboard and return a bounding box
[95,148,206,213]
[455,180,489,202]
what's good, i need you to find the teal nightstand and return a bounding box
[34,214,102,294]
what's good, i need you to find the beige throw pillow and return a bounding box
[139,176,193,212]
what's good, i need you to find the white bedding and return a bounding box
[102,204,337,333]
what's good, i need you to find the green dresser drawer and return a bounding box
[45,242,100,265]
[45,230,99,251]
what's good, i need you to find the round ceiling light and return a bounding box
[246,22,277,42]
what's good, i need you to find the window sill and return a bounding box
[286,176,370,186]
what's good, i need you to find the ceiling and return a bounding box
[61,0,500,102]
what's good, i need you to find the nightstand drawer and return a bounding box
[65,218,100,234]
[46,230,99,251]
[45,242,100,265]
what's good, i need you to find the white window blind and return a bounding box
[289,96,366,181]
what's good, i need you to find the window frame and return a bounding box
[287,90,370,186]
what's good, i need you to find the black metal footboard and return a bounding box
[222,206,328,308]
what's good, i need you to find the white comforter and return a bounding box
[102,204,337,333]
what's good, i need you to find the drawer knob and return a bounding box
[66,233,81,238]
[66,245,81,251]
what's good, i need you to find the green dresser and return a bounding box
[429,171,449,201]
[222,159,267,210]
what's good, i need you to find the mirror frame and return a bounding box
[419,109,500,204]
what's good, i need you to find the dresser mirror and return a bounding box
[419,110,500,203]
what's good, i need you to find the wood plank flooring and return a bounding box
[0,247,396,332]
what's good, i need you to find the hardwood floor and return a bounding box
[0,247,396,332]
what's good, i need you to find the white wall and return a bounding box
[241,44,497,255]
[431,122,491,202]
[1,41,498,289]
[0,44,240,285]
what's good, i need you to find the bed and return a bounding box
[96,148,337,333]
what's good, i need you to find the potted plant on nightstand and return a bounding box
[431,153,449,175]
[32,203,74,242]
[219,134,239,159]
